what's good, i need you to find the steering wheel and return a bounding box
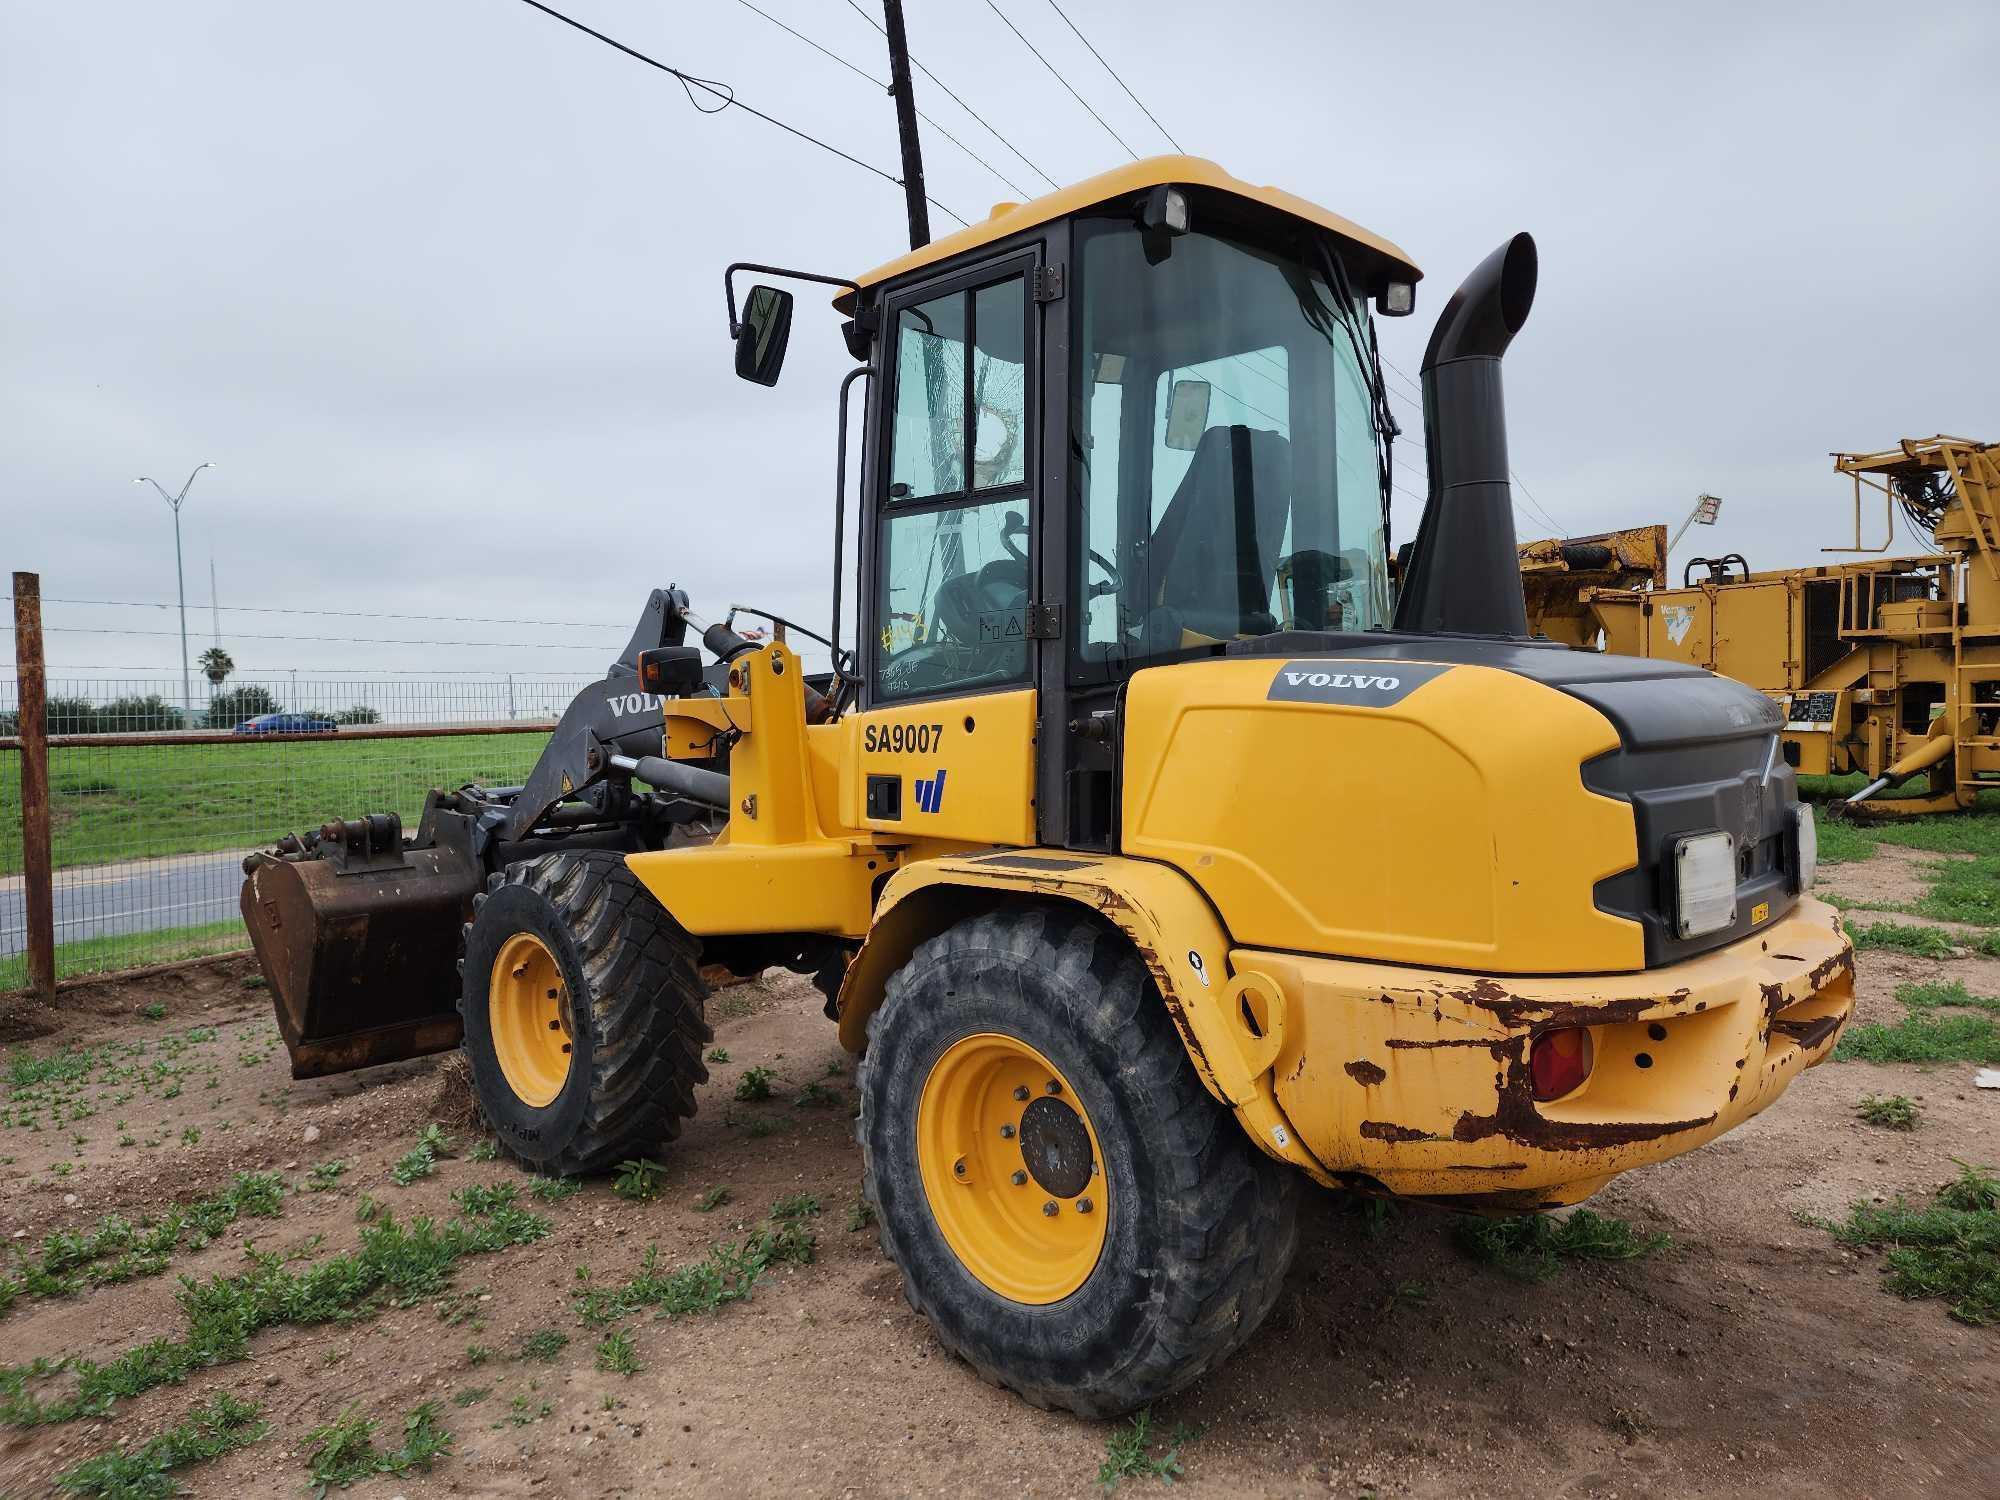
[1000,510,1030,563]
[1086,547,1120,599]
[1002,511,1121,597]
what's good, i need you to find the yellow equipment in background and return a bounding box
[1517,525,1667,648]
[1567,438,2000,817]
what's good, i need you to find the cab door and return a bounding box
[851,249,1045,848]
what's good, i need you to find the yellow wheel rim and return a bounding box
[489,932,573,1108]
[916,1033,1108,1305]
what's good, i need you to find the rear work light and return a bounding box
[1530,1027,1594,1102]
[1671,831,1737,939]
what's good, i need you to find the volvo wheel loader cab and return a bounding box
[242,156,1853,1419]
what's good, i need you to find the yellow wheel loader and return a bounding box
[242,157,1853,1417]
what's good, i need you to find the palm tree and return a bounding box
[198,647,234,688]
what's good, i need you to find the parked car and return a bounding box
[233,712,338,736]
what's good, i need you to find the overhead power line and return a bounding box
[513,0,965,226]
[982,0,1137,160]
[842,0,1058,192]
[1042,0,1182,152]
[1379,353,1569,535]
[723,0,1030,200]
[10,596,631,630]
[10,625,613,650]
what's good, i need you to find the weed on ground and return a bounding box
[1098,1408,1199,1491]
[303,1401,452,1496]
[1815,1160,2000,1326]
[0,1200,549,1427]
[305,1160,347,1192]
[1,1171,284,1311]
[595,1328,642,1375]
[572,1199,818,1327]
[1912,855,2000,926]
[1856,1094,1921,1130]
[1847,922,1961,959]
[54,1392,267,1498]
[1836,979,2000,1064]
[519,1328,569,1362]
[733,1066,776,1102]
[1836,1014,2000,1065]
[612,1159,666,1202]
[1452,1208,1671,1282]
[1814,820,1876,866]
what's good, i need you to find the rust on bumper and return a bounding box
[1234,897,1855,1204]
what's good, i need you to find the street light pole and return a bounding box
[134,462,215,722]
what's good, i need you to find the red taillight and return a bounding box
[1530,1027,1594,1102]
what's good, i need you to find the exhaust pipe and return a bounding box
[1393,232,1538,636]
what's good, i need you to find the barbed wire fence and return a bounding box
[2,575,601,991]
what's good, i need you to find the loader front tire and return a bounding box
[858,904,1298,1417]
[460,850,710,1177]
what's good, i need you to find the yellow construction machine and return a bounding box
[242,157,1852,1415]
[1517,524,1667,648]
[1563,438,2000,817]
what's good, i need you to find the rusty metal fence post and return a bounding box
[12,571,56,997]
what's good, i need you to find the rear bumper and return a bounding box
[1236,897,1854,1208]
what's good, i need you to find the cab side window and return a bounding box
[876,274,1033,702]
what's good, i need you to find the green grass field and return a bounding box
[0,733,550,876]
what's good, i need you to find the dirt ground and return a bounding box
[2,852,1997,1498]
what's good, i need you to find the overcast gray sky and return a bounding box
[4,0,1994,692]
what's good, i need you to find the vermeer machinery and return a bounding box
[1535,437,2000,819]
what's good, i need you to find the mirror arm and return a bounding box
[725,262,867,337]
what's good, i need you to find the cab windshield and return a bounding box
[1072,214,1391,683]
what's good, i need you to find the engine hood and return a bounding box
[1119,637,1796,973]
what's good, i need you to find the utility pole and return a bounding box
[209,557,221,648]
[133,462,214,722]
[881,0,929,251]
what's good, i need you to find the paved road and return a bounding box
[0,849,253,957]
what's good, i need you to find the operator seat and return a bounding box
[1148,424,1293,639]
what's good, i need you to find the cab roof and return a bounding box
[850,155,1422,296]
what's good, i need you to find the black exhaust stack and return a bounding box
[1392,233,1538,636]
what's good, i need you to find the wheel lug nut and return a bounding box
[1011,1170,1027,1186]
[548,1019,561,1031]
[999,1123,1016,1139]
[1013,1086,1030,1101]
[1076,1197,1094,1214]
[953,1158,967,1177]
[546,987,558,999]
[1042,1201,1058,1217]
[1045,1080,1062,1095]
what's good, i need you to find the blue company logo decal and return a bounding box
[913,769,948,814]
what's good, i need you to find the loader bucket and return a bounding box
[240,813,482,1079]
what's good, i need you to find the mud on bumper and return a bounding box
[1235,897,1855,1208]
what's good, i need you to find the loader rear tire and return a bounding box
[460,850,711,1177]
[858,904,1298,1418]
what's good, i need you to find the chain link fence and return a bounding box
[1,673,591,989]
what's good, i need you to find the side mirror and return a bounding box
[1164,379,1211,450]
[637,646,706,697]
[734,285,794,386]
